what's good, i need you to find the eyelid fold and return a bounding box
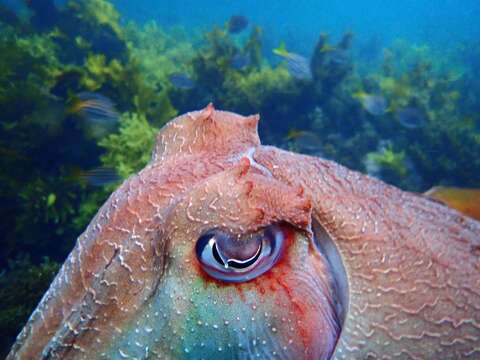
[162,159,314,282]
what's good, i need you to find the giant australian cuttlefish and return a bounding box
[8,105,480,359]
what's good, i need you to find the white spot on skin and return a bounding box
[228,147,272,176]
[118,349,130,358]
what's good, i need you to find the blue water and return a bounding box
[113,0,480,54]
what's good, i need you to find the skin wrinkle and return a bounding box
[8,105,480,359]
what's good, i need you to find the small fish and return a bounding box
[71,167,120,187]
[169,73,195,89]
[230,53,250,70]
[320,44,336,52]
[396,107,426,129]
[273,43,312,80]
[354,92,388,116]
[425,187,480,221]
[69,92,119,125]
[67,92,119,139]
[227,15,248,34]
[286,129,323,155]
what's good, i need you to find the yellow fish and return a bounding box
[425,186,480,221]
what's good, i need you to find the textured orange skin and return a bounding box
[254,148,480,359]
[8,105,480,359]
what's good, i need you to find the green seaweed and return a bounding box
[0,257,61,359]
[311,32,354,96]
[365,144,408,178]
[100,112,159,178]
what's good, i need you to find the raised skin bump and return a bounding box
[8,105,480,359]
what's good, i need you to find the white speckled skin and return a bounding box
[8,105,480,359]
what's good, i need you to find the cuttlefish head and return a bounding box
[12,104,480,359]
[146,161,343,359]
[137,160,343,359]
[9,104,347,359]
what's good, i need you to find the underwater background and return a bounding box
[0,0,479,356]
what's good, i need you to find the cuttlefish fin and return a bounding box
[152,103,261,162]
[196,102,215,122]
[424,186,480,221]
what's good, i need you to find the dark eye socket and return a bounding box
[195,225,286,283]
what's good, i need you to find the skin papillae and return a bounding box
[8,105,480,359]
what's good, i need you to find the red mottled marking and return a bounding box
[234,284,246,302]
[193,224,318,352]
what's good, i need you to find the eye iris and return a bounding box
[195,225,285,283]
[218,241,262,269]
[216,232,262,261]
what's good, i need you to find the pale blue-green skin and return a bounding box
[103,232,338,360]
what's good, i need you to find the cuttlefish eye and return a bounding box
[195,224,286,282]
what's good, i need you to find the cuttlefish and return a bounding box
[8,105,480,359]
